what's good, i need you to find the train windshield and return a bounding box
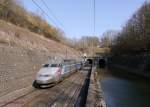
[50,64,60,67]
[43,64,49,67]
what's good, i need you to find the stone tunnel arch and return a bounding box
[86,58,93,65]
[98,58,106,68]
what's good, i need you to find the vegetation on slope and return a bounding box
[71,36,100,52]
[0,0,68,43]
[100,2,150,55]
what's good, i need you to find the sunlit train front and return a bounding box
[33,59,83,88]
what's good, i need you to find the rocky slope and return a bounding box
[0,20,81,97]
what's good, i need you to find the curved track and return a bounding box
[1,67,90,107]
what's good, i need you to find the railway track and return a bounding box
[1,67,90,107]
[24,71,82,107]
[48,70,85,107]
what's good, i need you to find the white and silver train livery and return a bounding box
[33,59,82,88]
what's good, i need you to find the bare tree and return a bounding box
[110,2,150,55]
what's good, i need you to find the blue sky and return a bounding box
[22,0,148,39]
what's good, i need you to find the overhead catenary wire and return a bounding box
[32,0,59,28]
[40,0,65,29]
[32,0,69,38]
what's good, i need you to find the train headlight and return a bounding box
[43,75,51,77]
[39,74,51,77]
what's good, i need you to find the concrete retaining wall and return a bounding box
[0,45,50,97]
[107,55,150,78]
[86,66,106,107]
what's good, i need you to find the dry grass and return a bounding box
[0,20,80,58]
[0,38,9,44]
[0,38,16,46]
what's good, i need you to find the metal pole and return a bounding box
[93,0,95,36]
[92,0,96,57]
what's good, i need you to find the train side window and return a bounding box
[59,64,63,67]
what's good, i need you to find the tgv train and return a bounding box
[33,59,83,88]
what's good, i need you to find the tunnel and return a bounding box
[86,59,93,65]
[98,58,106,68]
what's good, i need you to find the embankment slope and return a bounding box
[0,20,80,98]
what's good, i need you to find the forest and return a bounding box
[101,2,150,55]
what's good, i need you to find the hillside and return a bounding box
[0,0,70,44]
[0,20,80,99]
[0,20,80,58]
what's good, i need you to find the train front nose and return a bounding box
[36,74,55,84]
[35,66,60,85]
